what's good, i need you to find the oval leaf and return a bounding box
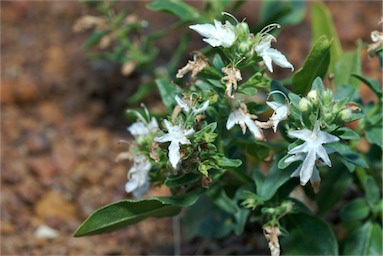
[74,188,204,237]
[147,0,200,22]
[311,2,342,72]
[340,198,370,221]
[281,212,339,255]
[292,35,331,95]
[343,221,383,255]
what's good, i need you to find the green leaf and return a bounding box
[237,86,258,96]
[281,212,339,255]
[127,82,155,104]
[155,79,179,112]
[82,31,105,50]
[292,36,332,95]
[334,49,361,89]
[208,187,250,235]
[343,221,383,255]
[325,143,368,169]
[259,0,306,27]
[254,159,294,201]
[165,173,201,188]
[182,195,232,240]
[311,2,342,72]
[74,188,204,237]
[211,53,225,71]
[352,74,383,98]
[316,165,353,215]
[340,198,370,221]
[365,126,383,149]
[147,0,200,22]
[213,155,242,168]
[167,33,191,74]
[364,176,380,207]
[335,127,360,141]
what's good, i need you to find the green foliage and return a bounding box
[74,188,204,237]
[147,0,201,22]
[292,36,332,95]
[155,79,179,112]
[259,0,306,27]
[317,166,353,215]
[340,198,370,221]
[281,212,339,255]
[311,2,342,72]
[255,159,294,201]
[342,221,383,255]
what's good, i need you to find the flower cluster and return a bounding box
[279,77,361,191]
[119,14,359,199]
[189,18,294,73]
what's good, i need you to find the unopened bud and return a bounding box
[238,41,251,54]
[307,90,318,105]
[338,108,352,122]
[298,97,312,112]
[236,22,250,40]
[323,89,333,105]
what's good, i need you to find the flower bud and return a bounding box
[238,41,251,54]
[236,22,250,41]
[338,108,352,122]
[307,90,318,105]
[323,89,333,105]
[298,97,312,112]
[324,112,333,122]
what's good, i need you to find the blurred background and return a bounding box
[1,1,381,254]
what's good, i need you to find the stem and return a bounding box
[172,214,181,256]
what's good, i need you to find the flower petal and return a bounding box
[244,116,264,140]
[266,101,282,110]
[288,129,313,141]
[267,48,294,71]
[319,130,340,144]
[125,179,138,193]
[299,150,316,185]
[315,145,332,167]
[168,141,181,169]
[288,142,309,155]
[132,180,150,198]
[261,53,274,72]
[226,111,237,130]
[175,95,190,112]
[193,100,209,114]
[290,164,302,178]
[285,154,305,164]
[154,133,173,143]
[189,23,216,38]
[128,122,150,137]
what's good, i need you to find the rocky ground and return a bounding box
[1,1,381,255]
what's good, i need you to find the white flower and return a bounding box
[128,117,158,138]
[175,95,209,114]
[254,34,294,73]
[154,120,194,169]
[226,105,264,140]
[190,19,236,48]
[284,125,339,188]
[266,101,290,132]
[125,155,151,198]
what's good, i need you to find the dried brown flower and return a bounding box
[221,65,242,99]
[176,51,209,78]
[264,225,281,256]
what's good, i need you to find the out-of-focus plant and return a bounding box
[74,1,382,255]
[73,0,160,76]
